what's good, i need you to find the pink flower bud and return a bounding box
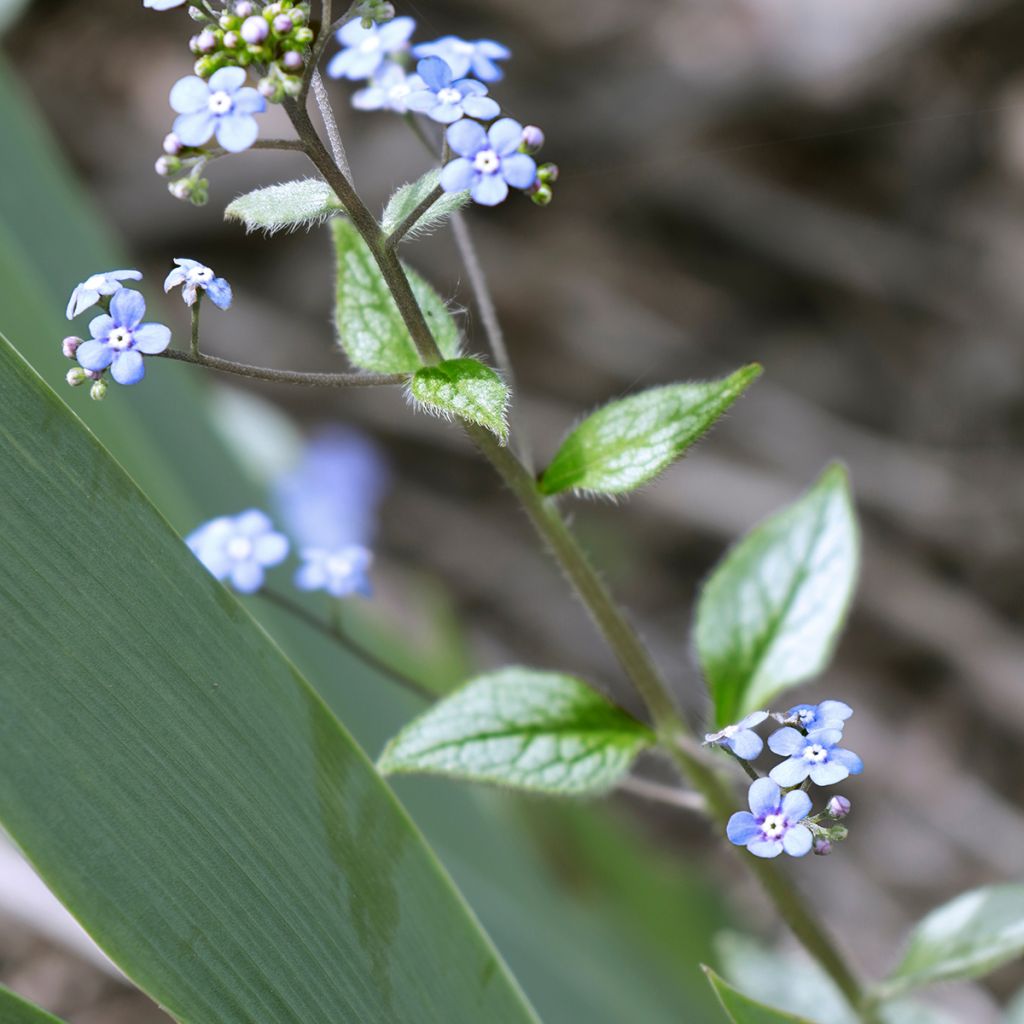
[240,15,269,44]
[62,336,82,359]
[273,14,294,33]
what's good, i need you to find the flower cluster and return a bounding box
[706,700,862,859]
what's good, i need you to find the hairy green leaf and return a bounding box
[0,986,67,1024]
[539,366,761,497]
[703,967,817,1023]
[0,334,539,1024]
[332,219,460,373]
[378,668,655,794]
[881,885,1024,997]
[696,463,859,728]
[409,357,510,440]
[382,169,470,239]
[225,178,342,234]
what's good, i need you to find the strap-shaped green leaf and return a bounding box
[0,334,539,1024]
[382,169,470,239]
[539,365,761,496]
[378,668,655,795]
[332,219,460,373]
[0,986,67,1024]
[225,178,342,234]
[696,463,859,727]
[703,967,818,1023]
[409,357,510,440]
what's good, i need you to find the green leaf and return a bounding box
[332,219,460,373]
[881,885,1024,998]
[703,966,818,1023]
[224,178,343,234]
[409,357,510,441]
[382,169,470,239]
[539,366,761,497]
[695,463,859,728]
[378,667,655,795]
[0,986,67,1024]
[0,334,539,1024]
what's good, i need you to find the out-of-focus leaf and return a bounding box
[225,178,342,234]
[695,463,859,727]
[539,366,761,497]
[382,169,470,239]
[332,219,460,373]
[703,966,818,1023]
[379,668,654,795]
[0,0,29,35]
[409,357,509,440]
[0,986,67,1024]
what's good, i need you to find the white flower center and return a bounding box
[188,266,215,284]
[761,814,786,837]
[226,536,254,561]
[804,744,828,763]
[107,327,133,351]
[437,87,462,105]
[359,36,382,53]
[797,709,815,725]
[474,148,500,174]
[208,91,234,115]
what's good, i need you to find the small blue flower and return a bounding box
[144,0,187,8]
[405,57,500,125]
[66,269,143,320]
[170,67,266,154]
[164,258,232,310]
[412,35,510,82]
[295,545,373,598]
[440,117,537,206]
[783,700,853,733]
[704,710,769,760]
[352,64,425,114]
[768,727,864,788]
[186,509,289,594]
[76,289,171,386]
[327,16,415,81]
[727,778,813,859]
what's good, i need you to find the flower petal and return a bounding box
[471,173,508,206]
[818,700,853,724]
[439,158,475,193]
[352,86,385,110]
[830,748,863,775]
[781,789,812,821]
[769,757,810,788]
[109,288,146,329]
[747,838,784,859]
[209,66,247,94]
[461,95,500,121]
[111,350,145,386]
[767,726,805,756]
[232,87,267,116]
[417,56,451,91]
[738,710,770,730]
[230,560,265,594]
[235,509,273,536]
[729,730,763,761]
[174,110,217,147]
[488,117,523,155]
[446,118,487,157]
[295,560,328,591]
[809,728,843,747]
[500,153,537,189]
[76,340,113,371]
[405,90,438,113]
[747,777,780,817]
[164,267,188,292]
[808,762,849,787]
[726,812,760,846]
[254,532,289,567]
[429,101,464,124]
[378,16,415,49]
[783,825,813,857]
[205,278,233,311]
[169,75,210,114]
[133,323,172,354]
[337,18,371,47]
[216,114,260,154]
[87,313,114,340]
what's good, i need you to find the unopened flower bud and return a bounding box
[281,50,304,72]
[234,0,255,15]
[529,183,553,207]
[62,336,82,360]
[196,28,218,53]
[169,179,193,202]
[292,26,314,44]
[827,795,851,819]
[813,838,832,856]
[241,15,269,43]
[538,162,559,185]
[219,14,235,29]
[85,370,103,381]
[66,367,87,388]
[155,155,181,177]
[520,125,544,153]
[258,76,285,101]
[90,379,108,402]
[163,132,183,156]
[273,14,294,33]
[289,9,305,26]
[223,30,241,48]
[187,5,209,22]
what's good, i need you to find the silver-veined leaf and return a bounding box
[225,178,342,234]
[408,357,509,440]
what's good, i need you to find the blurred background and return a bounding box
[3,0,1024,1020]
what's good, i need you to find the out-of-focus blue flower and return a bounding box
[66,269,143,320]
[76,289,170,386]
[768,727,863,787]
[144,0,187,8]
[186,509,289,594]
[405,57,500,124]
[295,545,373,598]
[727,778,813,859]
[164,258,233,310]
[412,35,510,82]
[440,117,537,206]
[327,16,414,80]
[170,67,266,153]
[783,700,853,733]
[352,64,425,113]
[704,710,768,760]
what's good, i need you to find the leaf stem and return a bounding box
[386,184,445,248]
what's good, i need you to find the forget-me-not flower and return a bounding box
[327,16,415,80]
[186,509,289,594]
[782,700,853,733]
[66,269,143,320]
[440,117,537,206]
[704,710,769,761]
[405,57,500,124]
[170,67,266,153]
[412,36,510,82]
[296,545,373,598]
[768,727,863,788]
[164,259,232,310]
[352,64,425,114]
[727,778,813,859]
[76,289,171,386]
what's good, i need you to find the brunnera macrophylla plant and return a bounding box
[34,2,1024,1023]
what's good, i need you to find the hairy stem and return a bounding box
[190,300,201,358]
[312,69,352,180]
[387,184,445,247]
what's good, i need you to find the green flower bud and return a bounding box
[529,183,553,207]
[66,367,88,388]
[89,379,108,402]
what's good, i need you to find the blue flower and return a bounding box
[170,67,266,154]
[327,16,415,81]
[295,545,373,598]
[186,509,289,594]
[66,269,143,320]
[144,0,187,8]
[405,57,500,124]
[704,710,769,760]
[440,118,537,206]
[164,258,232,310]
[727,778,813,859]
[412,35,510,82]
[352,64,425,113]
[76,289,171,386]
[783,700,853,733]
[768,727,863,788]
